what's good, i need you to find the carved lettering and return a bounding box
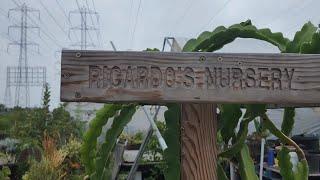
[111,66,122,87]
[245,68,256,88]
[258,68,270,89]
[165,67,175,87]
[183,67,195,88]
[271,68,281,90]
[219,68,230,87]
[125,66,134,88]
[88,65,295,91]
[232,68,243,89]
[150,66,162,88]
[89,66,102,88]
[136,66,148,88]
[205,67,216,89]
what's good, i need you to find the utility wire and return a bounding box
[11,0,65,48]
[55,0,80,42]
[0,6,53,50]
[91,0,98,21]
[37,0,71,41]
[196,0,232,35]
[170,0,193,33]
[85,0,102,47]
[262,0,314,28]
[26,13,64,48]
[130,0,143,49]
[127,0,134,49]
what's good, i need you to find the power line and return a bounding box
[130,0,143,49]
[0,4,61,49]
[26,13,64,48]
[196,0,232,35]
[91,0,98,21]
[170,0,193,33]
[70,0,100,50]
[37,0,71,41]
[127,0,134,48]
[262,0,314,28]
[55,0,80,41]
[85,0,102,47]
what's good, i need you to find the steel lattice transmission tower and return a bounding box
[4,3,45,107]
[69,5,100,50]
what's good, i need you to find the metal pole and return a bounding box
[126,125,153,180]
[142,106,167,150]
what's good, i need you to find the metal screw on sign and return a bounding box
[199,56,206,62]
[75,92,81,98]
[75,52,81,58]
[218,56,223,61]
[62,72,70,79]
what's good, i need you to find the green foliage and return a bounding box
[183,20,289,52]
[285,22,317,53]
[42,83,50,112]
[0,115,12,133]
[281,108,295,136]
[145,121,166,162]
[81,104,122,175]
[300,32,320,53]
[145,48,160,51]
[91,104,136,180]
[217,163,228,180]
[61,137,85,179]
[277,146,294,180]
[163,104,180,180]
[294,160,309,180]
[277,146,308,180]
[219,104,242,143]
[0,166,11,180]
[219,105,266,158]
[236,144,259,180]
[22,158,63,180]
[181,20,320,179]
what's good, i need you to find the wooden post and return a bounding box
[181,103,217,180]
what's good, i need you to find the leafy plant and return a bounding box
[79,20,318,180]
[0,166,11,180]
[181,20,317,180]
[22,134,67,180]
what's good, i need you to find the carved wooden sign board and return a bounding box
[61,50,320,104]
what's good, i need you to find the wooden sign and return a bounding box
[61,50,320,104]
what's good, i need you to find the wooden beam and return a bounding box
[181,103,217,180]
[61,50,320,104]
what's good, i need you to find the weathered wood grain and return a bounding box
[61,50,320,104]
[181,104,217,180]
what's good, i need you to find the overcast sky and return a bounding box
[0,0,319,108]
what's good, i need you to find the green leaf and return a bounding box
[163,103,181,180]
[217,163,229,180]
[285,22,317,53]
[244,104,266,118]
[236,144,259,180]
[219,104,264,158]
[300,32,320,54]
[277,146,294,180]
[92,104,136,180]
[220,104,242,143]
[294,159,309,180]
[281,107,295,136]
[81,104,122,175]
[277,146,309,180]
[183,20,289,52]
